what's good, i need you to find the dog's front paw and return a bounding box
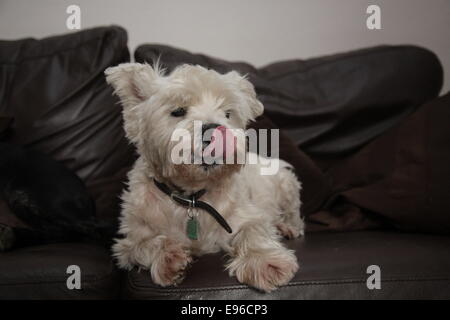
[152,239,192,287]
[227,248,299,292]
[276,222,303,239]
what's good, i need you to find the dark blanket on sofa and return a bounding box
[311,92,450,233]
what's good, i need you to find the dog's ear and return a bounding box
[225,71,264,122]
[105,63,161,144]
[105,63,159,109]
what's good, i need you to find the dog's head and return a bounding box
[105,63,263,188]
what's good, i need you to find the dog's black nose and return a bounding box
[202,123,221,137]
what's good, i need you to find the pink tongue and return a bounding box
[205,126,236,159]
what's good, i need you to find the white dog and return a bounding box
[105,63,304,292]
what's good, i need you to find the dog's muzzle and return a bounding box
[201,123,236,165]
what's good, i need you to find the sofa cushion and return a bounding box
[0,26,135,220]
[257,46,443,157]
[0,243,119,299]
[135,45,443,160]
[122,231,450,299]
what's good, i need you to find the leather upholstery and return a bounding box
[122,231,450,299]
[0,26,135,206]
[0,243,119,299]
[0,26,130,299]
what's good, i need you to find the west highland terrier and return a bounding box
[105,63,303,292]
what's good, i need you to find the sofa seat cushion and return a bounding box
[122,231,450,299]
[0,243,119,299]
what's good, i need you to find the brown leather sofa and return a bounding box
[0,26,449,299]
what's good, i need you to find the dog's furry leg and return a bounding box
[113,234,192,287]
[275,166,304,239]
[226,219,298,292]
[114,175,193,286]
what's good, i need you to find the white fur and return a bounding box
[105,63,304,292]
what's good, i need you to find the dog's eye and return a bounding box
[225,110,231,119]
[171,107,187,117]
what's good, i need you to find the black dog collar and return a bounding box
[153,179,233,234]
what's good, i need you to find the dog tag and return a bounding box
[187,217,199,240]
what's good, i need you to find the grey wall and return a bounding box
[1,0,449,92]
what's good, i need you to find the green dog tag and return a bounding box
[187,217,198,240]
